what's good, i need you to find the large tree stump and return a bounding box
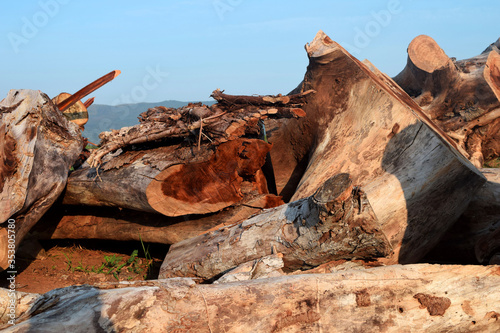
[159,173,392,280]
[393,35,500,167]
[0,90,82,270]
[2,264,500,332]
[266,31,486,264]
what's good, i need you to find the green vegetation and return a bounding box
[63,248,151,281]
[484,158,500,168]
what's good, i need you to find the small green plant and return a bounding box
[62,248,147,281]
[63,253,73,272]
[484,157,500,168]
[139,234,154,278]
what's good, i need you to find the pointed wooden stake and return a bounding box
[57,70,121,112]
[83,97,95,108]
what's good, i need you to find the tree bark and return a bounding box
[3,264,500,332]
[159,173,392,281]
[266,30,486,264]
[0,90,82,270]
[393,35,500,167]
[424,167,500,265]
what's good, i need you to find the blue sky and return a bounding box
[1,1,499,105]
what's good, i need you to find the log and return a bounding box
[64,143,214,213]
[64,138,279,216]
[393,35,500,167]
[159,173,392,280]
[63,92,308,215]
[52,92,88,129]
[210,88,314,108]
[266,31,486,264]
[0,90,82,270]
[30,194,284,245]
[2,264,500,332]
[83,97,95,109]
[146,139,271,217]
[87,91,310,167]
[424,167,500,264]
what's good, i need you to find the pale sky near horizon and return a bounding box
[1,1,499,105]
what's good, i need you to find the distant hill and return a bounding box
[83,100,214,143]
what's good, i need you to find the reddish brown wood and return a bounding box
[146,139,272,217]
[83,97,95,108]
[57,70,121,112]
[31,194,284,245]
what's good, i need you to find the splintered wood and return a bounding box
[159,174,391,280]
[0,90,82,270]
[87,89,313,167]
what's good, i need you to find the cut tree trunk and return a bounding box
[0,90,82,270]
[146,139,271,217]
[266,31,486,264]
[64,92,309,216]
[159,173,392,281]
[393,35,500,167]
[52,93,89,129]
[2,264,500,332]
[63,139,280,216]
[30,193,283,245]
[424,167,500,265]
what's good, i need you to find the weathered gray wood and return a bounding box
[0,90,82,270]
[159,173,392,280]
[2,264,500,332]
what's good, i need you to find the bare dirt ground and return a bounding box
[0,239,168,294]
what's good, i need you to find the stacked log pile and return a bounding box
[1,31,499,331]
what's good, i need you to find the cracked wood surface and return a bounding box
[2,264,499,332]
[0,90,82,270]
[393,35,500,167]
[87,90,310,167]
[159,173,391,280]
[267,30,487,264]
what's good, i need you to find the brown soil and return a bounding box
[0,239,168,294]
